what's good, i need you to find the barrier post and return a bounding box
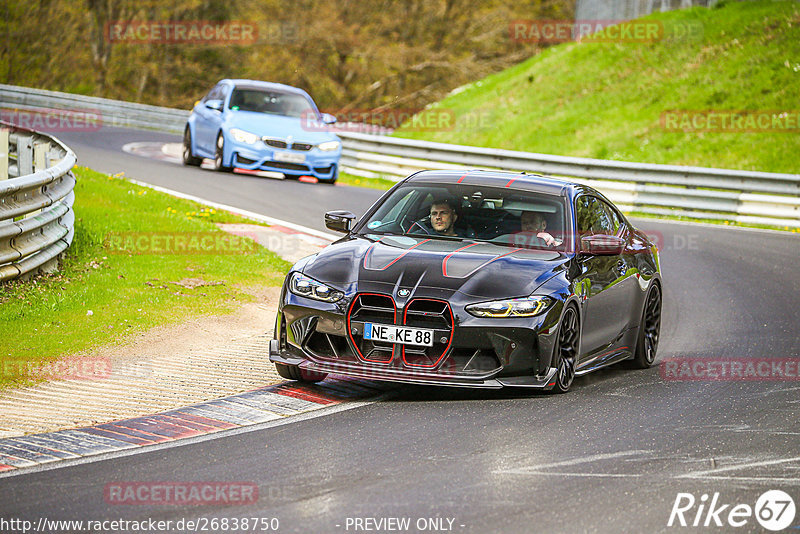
[17,135,33,176]
[0,128,8,180]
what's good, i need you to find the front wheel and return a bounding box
[275,362,327,383]
[182,128,202,166]
[551,305,580,393]
[631,284,662,368]
[213,133,233,172]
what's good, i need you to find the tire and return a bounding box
[318,165,338,185]
[213,132,233,172]
[550,305,580,394]
[182,128,202,166]
[275,362,327,383]
[631,283,662,369]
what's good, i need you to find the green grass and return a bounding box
[393,0,800,174]
[0,167,291,389]
[338,171,398,191]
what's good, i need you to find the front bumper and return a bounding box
[269,290,564,390]
[230,142,340,180]
[270,340,558,389]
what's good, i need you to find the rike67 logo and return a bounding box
[669,490,796,531]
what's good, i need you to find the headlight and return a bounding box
[289,273,343,303]
[317,140,341,151]
[230,128,260,145]
[466,296,554,318]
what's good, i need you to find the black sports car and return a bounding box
[269,170,662,392]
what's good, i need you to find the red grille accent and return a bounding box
[402,298,454,368]
[347,293,396,363]
[347,294,455,370]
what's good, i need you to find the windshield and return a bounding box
[359,183,568,251]
[228,88,317,118]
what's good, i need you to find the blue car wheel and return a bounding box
[213,132,233,173]
[182,127,202,167]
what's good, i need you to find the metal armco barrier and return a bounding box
[2,83,798,228]
[336,132,800,228]
[0,84,188,134]
[0,120,76,282]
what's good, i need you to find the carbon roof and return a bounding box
[221,79,310,96]
[405,169,581,196]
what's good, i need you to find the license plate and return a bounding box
[363,323,434,347]
[274,151,306,164]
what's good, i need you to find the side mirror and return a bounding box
[321,113,337,125]
[580,235,624,255]
[325,210,356,233]
[205,99,223,112]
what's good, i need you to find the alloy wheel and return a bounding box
[554,306,579,392]
[642,285,662,365]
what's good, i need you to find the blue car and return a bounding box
[183,79,342,184]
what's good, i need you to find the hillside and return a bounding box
[394,0,800,174]
[1,0,571,113]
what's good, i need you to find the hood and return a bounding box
[301,234,570,300]
[224,110,339,144]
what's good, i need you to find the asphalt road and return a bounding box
[1,127,799,533]
[55,127,379,235]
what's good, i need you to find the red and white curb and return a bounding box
[122,141,344,185]
[0,378,396,476]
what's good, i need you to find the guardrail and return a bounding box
[337,132,800,228]
[0,84,188,134]
[2,83,798,228]
[0,120,76,282]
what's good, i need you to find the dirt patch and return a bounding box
[169,277,226,289]
[0,284,284,437]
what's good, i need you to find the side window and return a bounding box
[217,84,230,104]
[599,200,621,235]
[204,84,222,102]
[575,196,614,236]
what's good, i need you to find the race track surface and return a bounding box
[1,127,798,533]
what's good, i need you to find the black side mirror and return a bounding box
[325,210,356,233]
[580,235,624,255]
[205,99,223,111]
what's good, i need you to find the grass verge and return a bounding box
[338,171,398,191]
[0,166,291,389]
